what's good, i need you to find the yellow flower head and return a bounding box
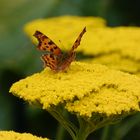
[0,131,48,140]
[10,62,140,118]
[86,27,140,75]
[24,16,140,75]
[24,15,106,51]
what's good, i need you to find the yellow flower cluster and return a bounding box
[24,16,140,75]
[85,27,140,75]
[10,62,140,117]
[24,15,106,50]
[0,131,48,140]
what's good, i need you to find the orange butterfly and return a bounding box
[33,27,86,72]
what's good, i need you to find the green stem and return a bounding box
[101,126,110,140]
[75,129,88,140]
[74,118,91,140]
[48,106,78,140]
[56,124,66,140]
[56,110,69,140]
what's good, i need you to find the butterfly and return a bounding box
[33,27,86,72]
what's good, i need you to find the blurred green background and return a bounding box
[0,0,140,140]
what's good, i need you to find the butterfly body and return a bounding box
[33,27,86,72]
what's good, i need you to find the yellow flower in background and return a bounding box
[24,15,106,50]
[85,27,140,75]
[10,62,140,117]
[0,131,49,140]
[24,16,140,75]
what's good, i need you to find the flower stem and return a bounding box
[48,106,78,140]
[74,118,91,140]
[56,124,66,140]
[101,126,110,140]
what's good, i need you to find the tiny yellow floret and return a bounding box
[0,131,48,140]
[10,62,140,118]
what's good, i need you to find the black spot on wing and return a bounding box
[54,46,58,49]
[48,40,54,45]
[50,48,54,52]
[50,54,55,60]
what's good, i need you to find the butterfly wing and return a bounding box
[67,27,86,60]
[58,27,86,71]
[41,54,58,71]
[67,27,86,61]
[71,27,86,51]
[33,31,62,56]
[33,31,63,71]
